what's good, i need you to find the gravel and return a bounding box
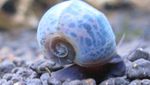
[0,47,149,85]
[0,29,150,85]
[0,60,16,78]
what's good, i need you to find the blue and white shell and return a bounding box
[37,0,116,67]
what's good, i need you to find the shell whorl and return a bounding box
[44,33,76,65]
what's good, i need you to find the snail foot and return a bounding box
[51,55,126,83]
[105,54,126,78]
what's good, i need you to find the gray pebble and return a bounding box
[67,80,82,85]
[40,73,51,85]
[129,80,141,85]
[0,79,7,85]
[141,79,150,85]
[62,78,96,85]
[25,78,42,85]
[13,59,26,67]
[3,73,23,83]
[129,79,150,85]
[5,80,14,85]
[15,67,38,79]
[3,73,15,81]
[127,59,150,79]
[100,77,129,85]
[11,67,20,73]
[128,48,150,62]
[0,60,16,77]
[14,81,26,85]
[48,77,62,85]
[11,74,23,83]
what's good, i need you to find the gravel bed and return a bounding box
[0,40,150,85]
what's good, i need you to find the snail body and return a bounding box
[37,0,117,67]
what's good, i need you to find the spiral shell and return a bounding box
[37,0,116,67]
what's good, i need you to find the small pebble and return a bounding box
[129,80,141,85]
[67,80,83,85]
[141,79,150,85]
[14,81,26,85]
[40,73,51,85]
[48,77,62,85]
[62,78,96,85]
[82,78,96,85]
[100,77,129,85]
[0,79,7,85]
[127,59,150,79]
[129,79,150,85]
[11,74,23,83]
[5,80,14,85]
[13,59,26,67]
[11,67,21,73]
[0,60,16,77]
[25,78,42,85]
[3,73,15,81]
[128,48,150,62]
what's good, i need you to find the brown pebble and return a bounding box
[82,79,96,85]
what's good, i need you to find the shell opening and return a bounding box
[45,35,76,64]
[51,41,68,58]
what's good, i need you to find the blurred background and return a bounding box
[0,0,149,63]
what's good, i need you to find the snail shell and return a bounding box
[37,0,116,67]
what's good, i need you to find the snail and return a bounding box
[37,0,125,81]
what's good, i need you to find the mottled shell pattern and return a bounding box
[37,0,116,67]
